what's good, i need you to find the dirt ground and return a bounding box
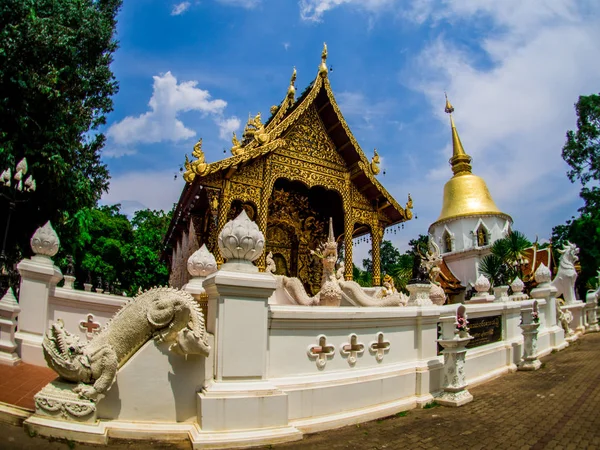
[2,333,600,450]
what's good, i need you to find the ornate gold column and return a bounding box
[343,180,353,280]
[215,181,232,267]
[256,162,273,272]
[371,219,384,286]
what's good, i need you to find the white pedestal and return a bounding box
[584,302,599,332]
[0,288,21,366]
[200,269,296,437]
[15,257,62,365]
[530,285,568,352]
[406,283,433,306]
[436,335,473,407]
[563,301,585,337]
[518,322,541,371]
[62,275,76,289]
[467,292,495,304]
[493,286,510,302]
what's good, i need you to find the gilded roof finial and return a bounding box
[370,148,381,175]
[444,94,472,176]
[231,131,243,156]
[183,138,208,183]
[287,66,297,99]
[319,42,328,77]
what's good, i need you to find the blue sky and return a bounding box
[100,0,600,264]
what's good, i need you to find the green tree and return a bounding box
[562,93,600,214]
[72,205,132,291]
[128,209,172,294]
[362,240,402,275]
[353,264,372,287]
[553,93,600,297]
[479,230,531,286]
[57,206,172,295]
[359,237,426,293]
[0,0,122,265]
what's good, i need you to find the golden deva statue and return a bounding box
[405,193,413,220]
[370,148,381,175]
[242,112,270,145]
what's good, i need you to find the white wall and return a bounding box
[265,299,560,427]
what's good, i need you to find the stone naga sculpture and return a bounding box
[43,287,210,401]
[552,242,580,304]
[276,218,342,306]
[338,279,408,306]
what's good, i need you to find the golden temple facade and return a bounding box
[164,45,412,292]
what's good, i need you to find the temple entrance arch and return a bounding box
[266,178,344,295]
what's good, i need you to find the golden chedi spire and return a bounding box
[445,93,472,176]
[435,95,507,224]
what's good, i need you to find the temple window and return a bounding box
[476,224,489,247]
[442,230,453,253]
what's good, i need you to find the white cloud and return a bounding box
[102,147,137,159]
[337,91,394,130]
[101,170,185,215]
[406,0,600,239]
[107,72,227,146]
[283,42,290,51]
[299,0,394,21]
[171,2,191,15]
[216,0,260,8]
[215,116,241,140]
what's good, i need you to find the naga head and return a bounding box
[42,319,92,383]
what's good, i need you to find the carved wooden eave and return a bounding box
[439,257,465,296]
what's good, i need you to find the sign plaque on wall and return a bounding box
[465,315,502,349]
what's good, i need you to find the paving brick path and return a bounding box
[0,363,56,410]
[1,333,600,449]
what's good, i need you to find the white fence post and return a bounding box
[15,221,62,366]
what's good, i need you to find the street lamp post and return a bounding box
[0,158,36,293]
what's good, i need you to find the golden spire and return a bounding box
[287,66,297,99]
[319,42,328,78]
[433,95,508,224]
[444,93,472,176]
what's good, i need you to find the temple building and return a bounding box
[164,45,412,293]
[429,96,551,301]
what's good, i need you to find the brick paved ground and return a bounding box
[1,333,600,449]
[0,363,56,410]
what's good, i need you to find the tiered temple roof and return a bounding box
[164,44,412,289]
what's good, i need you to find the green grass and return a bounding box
[395,411,409,417]
[423,401,440,409]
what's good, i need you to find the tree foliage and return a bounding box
[57,206,172,295]
[0,0,122,264]
[562,93,600,214]
[479,230,531,287]
[357,236,427,292]
[553,93,600,298]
